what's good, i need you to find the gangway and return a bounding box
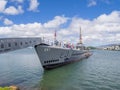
[0,38,42,54]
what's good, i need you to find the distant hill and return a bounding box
[98,43,120,48]
[87,46,97,49]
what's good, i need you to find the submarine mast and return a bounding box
[79,27,83,44]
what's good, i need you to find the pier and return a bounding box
[0,38,42,54]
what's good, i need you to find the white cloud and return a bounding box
[43,16,69,28]
[4,5,24,15]
[3,18,13,25]
[11,0,24,3]
[28,0,39,11]
[95,11,120,23]
[88,0,97,7]
[67,11,120,45]
[0,0,24,15]
[0,11,120,46]
[57,11,120,45]
[0,0,7,12]
[0,16,68,39]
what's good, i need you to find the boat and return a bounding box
[35,28,92,69]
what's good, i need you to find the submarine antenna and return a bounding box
[80,27,82,44]
[54,30,56,41]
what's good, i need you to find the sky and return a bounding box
[0,0,120,46]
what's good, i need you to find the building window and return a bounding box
[20,42,22,45]
[8,43,11,47]
[29,41,32,43]
[15,42,17,46]
[1,44,4,48]
[25,42,28,44]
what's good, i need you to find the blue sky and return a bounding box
[0,0,120,46]
[1,0,120,24]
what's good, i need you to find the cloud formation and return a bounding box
[4,5,24,15]
[0,11,120,46]
[0,0,24,15]
[0,0,40,15]
[88,0,97,7]
[11,0,24,3]
[3,18,14,25]
[66,11,120,45]
[0,0,7,12]
[43,16,69,28]
[28,0,39,11]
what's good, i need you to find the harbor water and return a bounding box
[0,48,120,90]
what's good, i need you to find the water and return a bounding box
[0,49,120,90]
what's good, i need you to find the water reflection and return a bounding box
[38,60,88,90]
[0,47,44,90]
